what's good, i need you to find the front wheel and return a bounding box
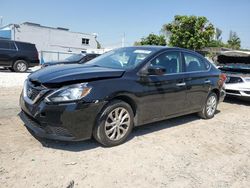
[93,100,134,147]
[198,92,218,119]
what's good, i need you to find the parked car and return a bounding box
[19,46,226,146]
[0,39,39,72]
[217,52,250,99]
[41,53,100,68]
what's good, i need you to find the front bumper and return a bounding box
[19,94,106,141]
[225,83,250,98]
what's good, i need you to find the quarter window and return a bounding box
[82,38,90,45]
[0,41,16,50]
[150,51,182,74]
[183,53,210,72]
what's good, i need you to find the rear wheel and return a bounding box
[13,60,28,72]
[198,92,218,119]
[93,100,134,147]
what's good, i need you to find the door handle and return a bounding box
[204,80,211,84]
[176,82,186,87]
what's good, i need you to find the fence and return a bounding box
[40,51,78,64]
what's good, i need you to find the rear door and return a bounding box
[0,41,17,66]
[182,52,212,111]
[139,50,188,123]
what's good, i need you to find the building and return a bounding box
[0,22,99,62]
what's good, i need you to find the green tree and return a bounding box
[227,31,241,50]
[162,15,215,50]
[208,40,225,48]
[135,33,166,46]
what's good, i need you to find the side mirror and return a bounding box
[147,65,166,75]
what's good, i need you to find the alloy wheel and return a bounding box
[206,95,217,116]
[17,62,27,72]
[104,107,131,141]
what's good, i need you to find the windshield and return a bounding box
[85,47,155,70]
[65,54,85,61]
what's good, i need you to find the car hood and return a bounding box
[28,64,125,86]
[219,65,250,74]
[43,60,79,66]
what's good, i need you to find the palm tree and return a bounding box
[227,31,241,50]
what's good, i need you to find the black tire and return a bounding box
[198,92,218,119]
[8,68,15,72]
[93,100,134,147]
[13,60,28,72]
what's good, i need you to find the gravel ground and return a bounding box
[0,86,250,188]
[0,67,40,87]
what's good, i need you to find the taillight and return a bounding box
[218,73,227,86]
[220,73,227,83]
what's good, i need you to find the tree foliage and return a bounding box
[162,15,215,50]
[227,31,241,50]
[135,33,166,46]
[208,40,225,48]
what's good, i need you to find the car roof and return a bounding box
[122,46,201,56]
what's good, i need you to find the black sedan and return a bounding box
[19,46,226,146]
[41,53,100,68]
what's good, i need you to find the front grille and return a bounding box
[226,90,241,94]
[26,84,41,100]
[48,126,73,137]
[226,76,243,84]
[20,111,73,138]
[244,91,250,95]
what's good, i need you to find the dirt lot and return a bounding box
[0,86,250,188]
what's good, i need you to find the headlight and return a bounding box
[45,83,92,102]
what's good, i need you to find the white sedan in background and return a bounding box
[215,50,250,100]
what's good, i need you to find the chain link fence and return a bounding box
[40,51,78,64]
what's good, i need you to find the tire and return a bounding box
[13,60,28,72]
[8,68,15,72]
[93,100,134,147]
[198,92,218,119]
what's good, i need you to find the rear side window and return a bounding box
[16,43,36,51]
[0,41,16,50]
[183,53,210,72]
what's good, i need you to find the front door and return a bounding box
[138,50,188,124]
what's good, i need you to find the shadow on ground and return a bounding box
[224,96,250,106]
[27,112,206,152]
[21,97,249,153]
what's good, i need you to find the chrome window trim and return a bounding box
[139,49,212,76]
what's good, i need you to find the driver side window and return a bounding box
[150,51,182,74]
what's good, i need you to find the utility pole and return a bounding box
[121,32,125,47]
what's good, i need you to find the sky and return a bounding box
[1,0,250,49]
